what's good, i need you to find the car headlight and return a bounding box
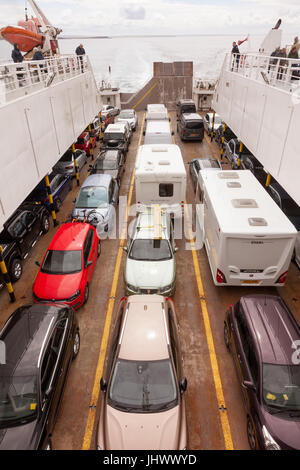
[161,284,173,292]
[127,283,138,293]
[66,290,81,302]
[262,425,281,450]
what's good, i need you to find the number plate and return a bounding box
[242,280,259,285]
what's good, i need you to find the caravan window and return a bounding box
[159,184,173,197]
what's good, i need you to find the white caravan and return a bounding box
[144,120,174,145]
[135,144,186,218]
[199,170,297,286]
[146,104,169,121]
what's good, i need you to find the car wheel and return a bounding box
[97,241,101,258]
[73,330,80,359]
[224,322,230,349]
[55,198,62,212]
[83,283,89,304]
[247,417,258,450]
[9,258,23,282]
[41,215,50,234]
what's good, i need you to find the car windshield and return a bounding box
[104,133,124,141]
[263,363,300,411]
[186,121,203,129]
[182,105,195,113]
[0,375,38,427]
[108,359,178,413]
[129,239,172,261]
[77,138,85,144]
[76,186,108,208]
[94,159,118,170]
[41,249,82,274]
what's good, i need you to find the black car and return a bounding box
[224,295,300,450]
[266,182,300,231]
[176,99,196,119]
[188,157,222,192]
[177,113,204,142]
[101,125,129,159]
[0,303,80,450]
[241,155,267,186]
[89,149,125,183]
[0,202,50,287]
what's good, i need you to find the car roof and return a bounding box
[81,173,112,188]
[182,113,202,121]
[195,157,221,169]
[119,109,134,113]
[119,295,169,361]
[105,123,126,132]
[178,99,195,105]
[48,222,90,251]
[0,304,69,376]
[133,210,169,241]
[241,295,300,365]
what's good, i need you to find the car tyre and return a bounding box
[9,258,23,282]
[73,330,80,359]
[83,283,89,304]
[41,215,50,234]
[224,322,230,349]
[247,417,258,450]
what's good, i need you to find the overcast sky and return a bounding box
[1,0,300,36]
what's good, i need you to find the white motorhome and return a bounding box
[144,120,174,145]
[135,144,186,217]
[199,170,297,286]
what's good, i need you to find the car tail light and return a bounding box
[276,271,288,284]
[216,269,227,284]
[65,165,73,170]
[181,201,184,208]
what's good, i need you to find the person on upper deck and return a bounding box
[32,47,44,61]
[277,48,288,80]
[288,45,299,59]
[293,37,300,53]
[231,37,248,70]
[75,44,85,56]
[11,43,23,63]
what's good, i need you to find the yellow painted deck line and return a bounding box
[132,81,159,109]
[81,114,145,450]
[185,207,234,450]
[170,115,234,450]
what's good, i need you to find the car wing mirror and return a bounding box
[242,380,256,392]
[174,247,179,253]
[35,261,41,267]
[87,260,93,267]
[100,377,107,392]
[73,198,76,203]
[122,246,128,252]
[180,377,188,394]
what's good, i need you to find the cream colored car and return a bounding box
[97,295,188,450]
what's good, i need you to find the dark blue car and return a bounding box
[27,173,72,212]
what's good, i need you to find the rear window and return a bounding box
[104,132,124,141]
[186,121,203,130]
[77,138,85,144]
[159,184,173,197]
[182,105,196,113]
[60,150,73,162]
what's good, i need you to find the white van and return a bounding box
[135,144,186,218]
[144,120,174,145]
[199,170,297,286]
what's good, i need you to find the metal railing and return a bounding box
[193,78,217,91]
[0,54,92,102]
[227,52,300,92]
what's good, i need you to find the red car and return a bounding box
[33,223,100,309]
[75,132,96,156]
[102,111,114,130]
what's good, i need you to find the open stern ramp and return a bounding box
[213,52,300,206]
[0,55,100,231]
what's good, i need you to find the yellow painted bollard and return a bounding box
[265,173,271,187]
[220,123,226,161]
[99,111,104,140]
[210,110,215,142]
[237,141,243,168]
[88,124,94,160]
[72,144,80,187]
[0,245,16,303]
[44,174,58,227]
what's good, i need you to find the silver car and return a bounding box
[72,174,119,235]
[117,109,138,131]
[53,149,87,176]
